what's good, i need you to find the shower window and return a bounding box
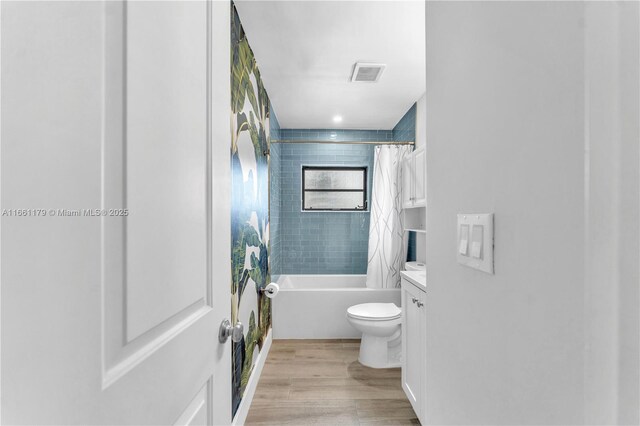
[302,166,368,211]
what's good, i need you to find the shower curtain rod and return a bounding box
[270,139,414,146]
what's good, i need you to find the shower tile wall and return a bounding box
[280,129,393,142]
[278,142,376,274]
[271,128,395,275]
[271,107,418,276]
[393,103,417,142]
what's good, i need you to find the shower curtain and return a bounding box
[366,145,413,289]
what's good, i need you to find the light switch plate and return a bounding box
[457,213,494,274]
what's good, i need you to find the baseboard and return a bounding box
[231,328,272,426]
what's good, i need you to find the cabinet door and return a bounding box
[413,148,426,206]
[402,155,414,208]
[402,280,425,417]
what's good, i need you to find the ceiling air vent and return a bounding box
[351,62,386,83]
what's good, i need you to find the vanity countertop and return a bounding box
[401,270,426,291]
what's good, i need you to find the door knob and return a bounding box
[411,297,418,304]
[219,319,243,343]
[417,301,424,308]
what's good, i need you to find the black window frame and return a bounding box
[301,166,368,212]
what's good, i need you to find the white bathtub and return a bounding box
[272,275,401,339]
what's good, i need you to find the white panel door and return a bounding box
[1,1,232,424]
[125,0,209,339]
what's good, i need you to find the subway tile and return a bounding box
[271,116,413,274]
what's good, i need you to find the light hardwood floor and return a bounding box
[245,339,419,426]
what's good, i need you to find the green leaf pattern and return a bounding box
[230,3,272,417]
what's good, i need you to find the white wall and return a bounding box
[583,3,639,424]
[424,2,638,425]
[415,92,427,263]
[415,92,427,152]
[615,6,640,422]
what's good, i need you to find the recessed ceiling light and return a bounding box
[333,115,343,123]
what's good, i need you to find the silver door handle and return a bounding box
[411,297,418,304]
[417,301,424,308]
[219,319,243,343]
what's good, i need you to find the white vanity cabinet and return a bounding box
[402,148,426,209]
[401,274,426,423]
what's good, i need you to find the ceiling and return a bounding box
[234,1,425,130]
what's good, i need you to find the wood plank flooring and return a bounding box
[245,339,419,426]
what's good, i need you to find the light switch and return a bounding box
[471,241,482,259]
[470,225,483,259]
[459,224,469,255]
[457,214,494,274]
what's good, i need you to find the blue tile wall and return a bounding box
[270,103,281,141]
[269,104,282,278]
[392,104,418,261]
[406,231,417,262]
[270,112,417,275]
[278,129,392,142]
[272,130,377,275]
[392,103,417,142]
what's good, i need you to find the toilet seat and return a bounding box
[347,303,401,321]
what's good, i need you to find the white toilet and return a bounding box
[346,302,402,368]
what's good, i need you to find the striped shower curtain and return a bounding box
[366,145,412,289]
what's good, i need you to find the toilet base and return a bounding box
[358,331,401,369]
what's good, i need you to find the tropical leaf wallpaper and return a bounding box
[230,3,272,418]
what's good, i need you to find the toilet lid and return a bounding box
[347,303,401,320]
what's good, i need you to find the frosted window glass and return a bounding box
[303,191,365,210]
[305,169,364,190]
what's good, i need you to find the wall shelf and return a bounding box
[404,207,426,233]
[405,228,426,233]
